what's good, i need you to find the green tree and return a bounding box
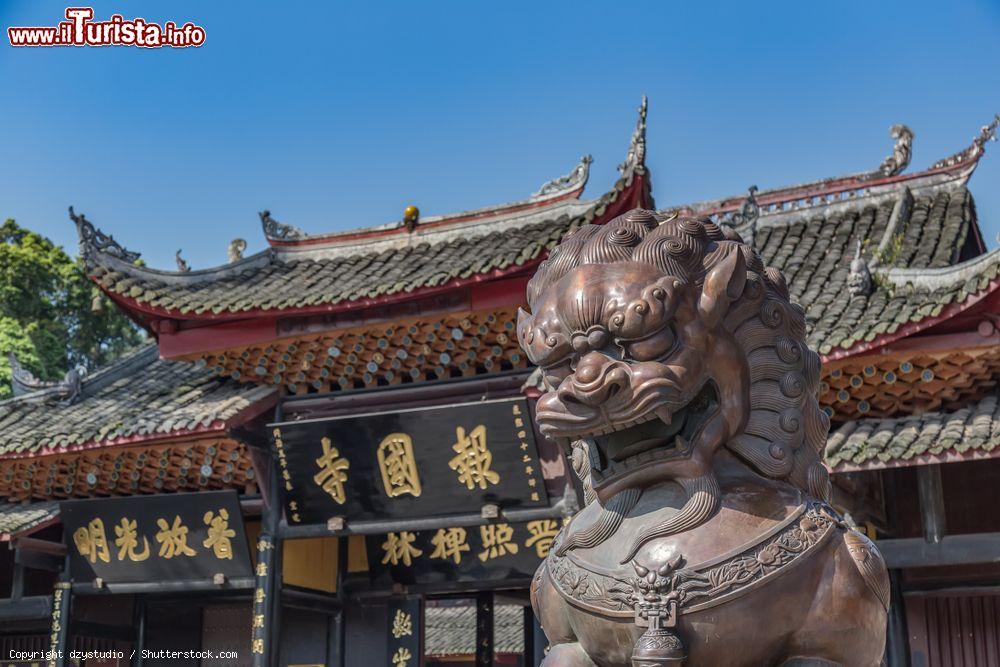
[0,219,144,399]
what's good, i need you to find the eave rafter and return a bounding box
[0,437,256,503]
[182,306,528,396]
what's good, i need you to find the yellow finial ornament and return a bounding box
[403,205,420,232]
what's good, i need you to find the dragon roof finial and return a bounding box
[618,95,648,176]
[69,206,141,265]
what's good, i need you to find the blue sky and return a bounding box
[2,0,999,270]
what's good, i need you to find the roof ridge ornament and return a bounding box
[848,238,873,297]
[532,155,593,199]
[618,95,648,175]
[69,206,141,265]
[930,113,999,171]
[175,249,191,272]
[868,124,914,179]
[7,352,84,404]
[726,186,760,247]
[259,209,305,241]
[228,238,247,263]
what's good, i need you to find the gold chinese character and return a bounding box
[392,647,412,667]
[253,614,265,629]
[155,515,196,559]
[479,523,518,562]
[202,509,236,560]
[113,517,150,562]
[377,433,422,498]
[381,531,422,566]
[525,520,560,558]
[429,527,470,564]
[72,518,111,564]
[255,587,266,603]
[314,437,350,504]
[448,425,500,490]
[391,609,413,638]
[251,638,264,655]
[256,562,268,577]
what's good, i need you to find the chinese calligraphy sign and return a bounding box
[368,520,561,588]
[271,397,548,525]
[377,433,422,498]
[314,437,350,505]
[60,491,251,584]
[386,597,422,667]
[449,425,500,490]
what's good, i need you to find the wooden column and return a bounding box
[252,449,283,667]
[476,592,494,667]
[46,581,71,667]
[884,570,911,667]
[131,596,147,667]
[328,538,348,667]
[916,465,947,543]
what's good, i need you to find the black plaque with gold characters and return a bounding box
[60,490,252,584]
[366,518,561,587]
[271,397,548,524]
[386,596,423,667]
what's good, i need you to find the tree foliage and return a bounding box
[0,219,144,399]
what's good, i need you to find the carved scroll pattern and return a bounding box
[546,503,840,617]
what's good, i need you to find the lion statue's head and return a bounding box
[518,209,831,558]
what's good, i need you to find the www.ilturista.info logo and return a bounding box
[8,7,206,48]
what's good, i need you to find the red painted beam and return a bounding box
[159,317,278,359]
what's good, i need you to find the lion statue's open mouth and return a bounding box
[586,382,718,483]
[539,381,719,487]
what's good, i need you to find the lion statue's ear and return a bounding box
[698,247,747,328]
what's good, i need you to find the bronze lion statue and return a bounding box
[517,209,888,666]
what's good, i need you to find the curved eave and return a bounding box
[821,249,1000,363]
[96,259,543,325]
[0,389,277,462]
[87,164,650,326]
[671,121,995,220]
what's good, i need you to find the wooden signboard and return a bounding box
[60,491,252,584]
[271,397,548,525]
[387,597,423,667]
[366,518,559,587]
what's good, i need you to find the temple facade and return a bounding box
[0,101,997,666]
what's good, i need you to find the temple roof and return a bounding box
[0,501,59,540]
[750,187,999,356]
[75,100,651,322]
[825,390,999,471]
[0,345,275,458]
[74,109,998,365]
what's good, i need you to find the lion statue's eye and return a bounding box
[619,326,676,362]
[542,360,573,389]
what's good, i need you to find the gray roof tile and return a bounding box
[0,346,275,457]
[825,391,1000,469]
